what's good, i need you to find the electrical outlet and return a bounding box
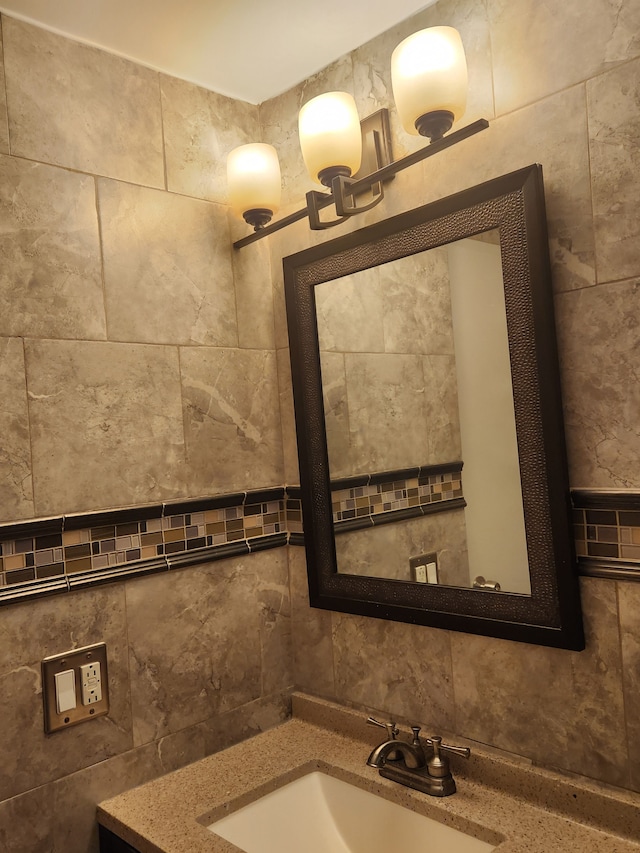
[80,661,103,705]
[42,643,109,733]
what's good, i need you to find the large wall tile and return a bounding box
[99,180,237,346]
[180,346,283,494]
[0,155,105,340]
[257,550,293,696]
[316,268,384,353]
[380,248,455,355]
[618,582,640,792]
[0,18,9,154]
[276,347,299,485]
[319,351,351,478]
[0,338,33,521]
[488,0,640,115]
[288,547,335,696]
[3,18,164,186]
[126,560,263,746]
[230,226,276,351]
[588,57,640,285]
[451,635,570,760]
[333,613,455,729]
[555,279,640,488]
[51,742,163,853]
[566,579,628,787]
[25,340,187,515]
[162,76,260,203]
[418,86,595,294]
[202,690,291,756]
[268,212,317,351]
[341,352,441,472]
[0,585,132,802]
[0,785,55,853]
[451,578,627,787]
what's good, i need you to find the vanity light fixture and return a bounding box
[230,26,488,249]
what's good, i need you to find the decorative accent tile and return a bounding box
[0,488,293,600]
[2,482,638,605]
[331,463,464,529]
[573,491,640,580]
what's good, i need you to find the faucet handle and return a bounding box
[439,739,471,760]
[425,735,471,759]
[367,716,399,740]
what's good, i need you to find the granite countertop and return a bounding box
[98,693,640,853]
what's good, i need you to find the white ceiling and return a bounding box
[0,0,437,104]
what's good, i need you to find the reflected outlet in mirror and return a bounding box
[208,771,496,853]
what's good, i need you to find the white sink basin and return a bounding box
[208,770,496,853]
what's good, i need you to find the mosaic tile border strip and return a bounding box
[331,462,465,534]
[0,488,303,605]
[573,490,640,580]
[2,485,637,605]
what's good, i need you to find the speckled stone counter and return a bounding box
[98,693,640,853]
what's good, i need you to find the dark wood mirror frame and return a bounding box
[284,164,585,649]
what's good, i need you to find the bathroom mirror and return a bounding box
[284,164,584,649]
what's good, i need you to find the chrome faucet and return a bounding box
[366,717,470,797]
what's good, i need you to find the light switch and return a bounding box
[54,669,77,714]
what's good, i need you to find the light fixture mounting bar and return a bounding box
[233,118,489,250]
[348,118,489,195]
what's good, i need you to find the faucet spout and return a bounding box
[367,738,426,770]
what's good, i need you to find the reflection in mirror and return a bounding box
[315,231,530,594]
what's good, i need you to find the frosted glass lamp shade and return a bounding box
[227,143,281,229]
[299,92,362,186]
[391,27,468,141]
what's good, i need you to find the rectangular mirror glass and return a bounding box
[316,230,530,595]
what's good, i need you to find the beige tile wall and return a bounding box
[272,0,640,797]
[0,553,291,853]
[0,15,284,521]
[0,12,289,852]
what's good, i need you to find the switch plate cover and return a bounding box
[42,643,109,733]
